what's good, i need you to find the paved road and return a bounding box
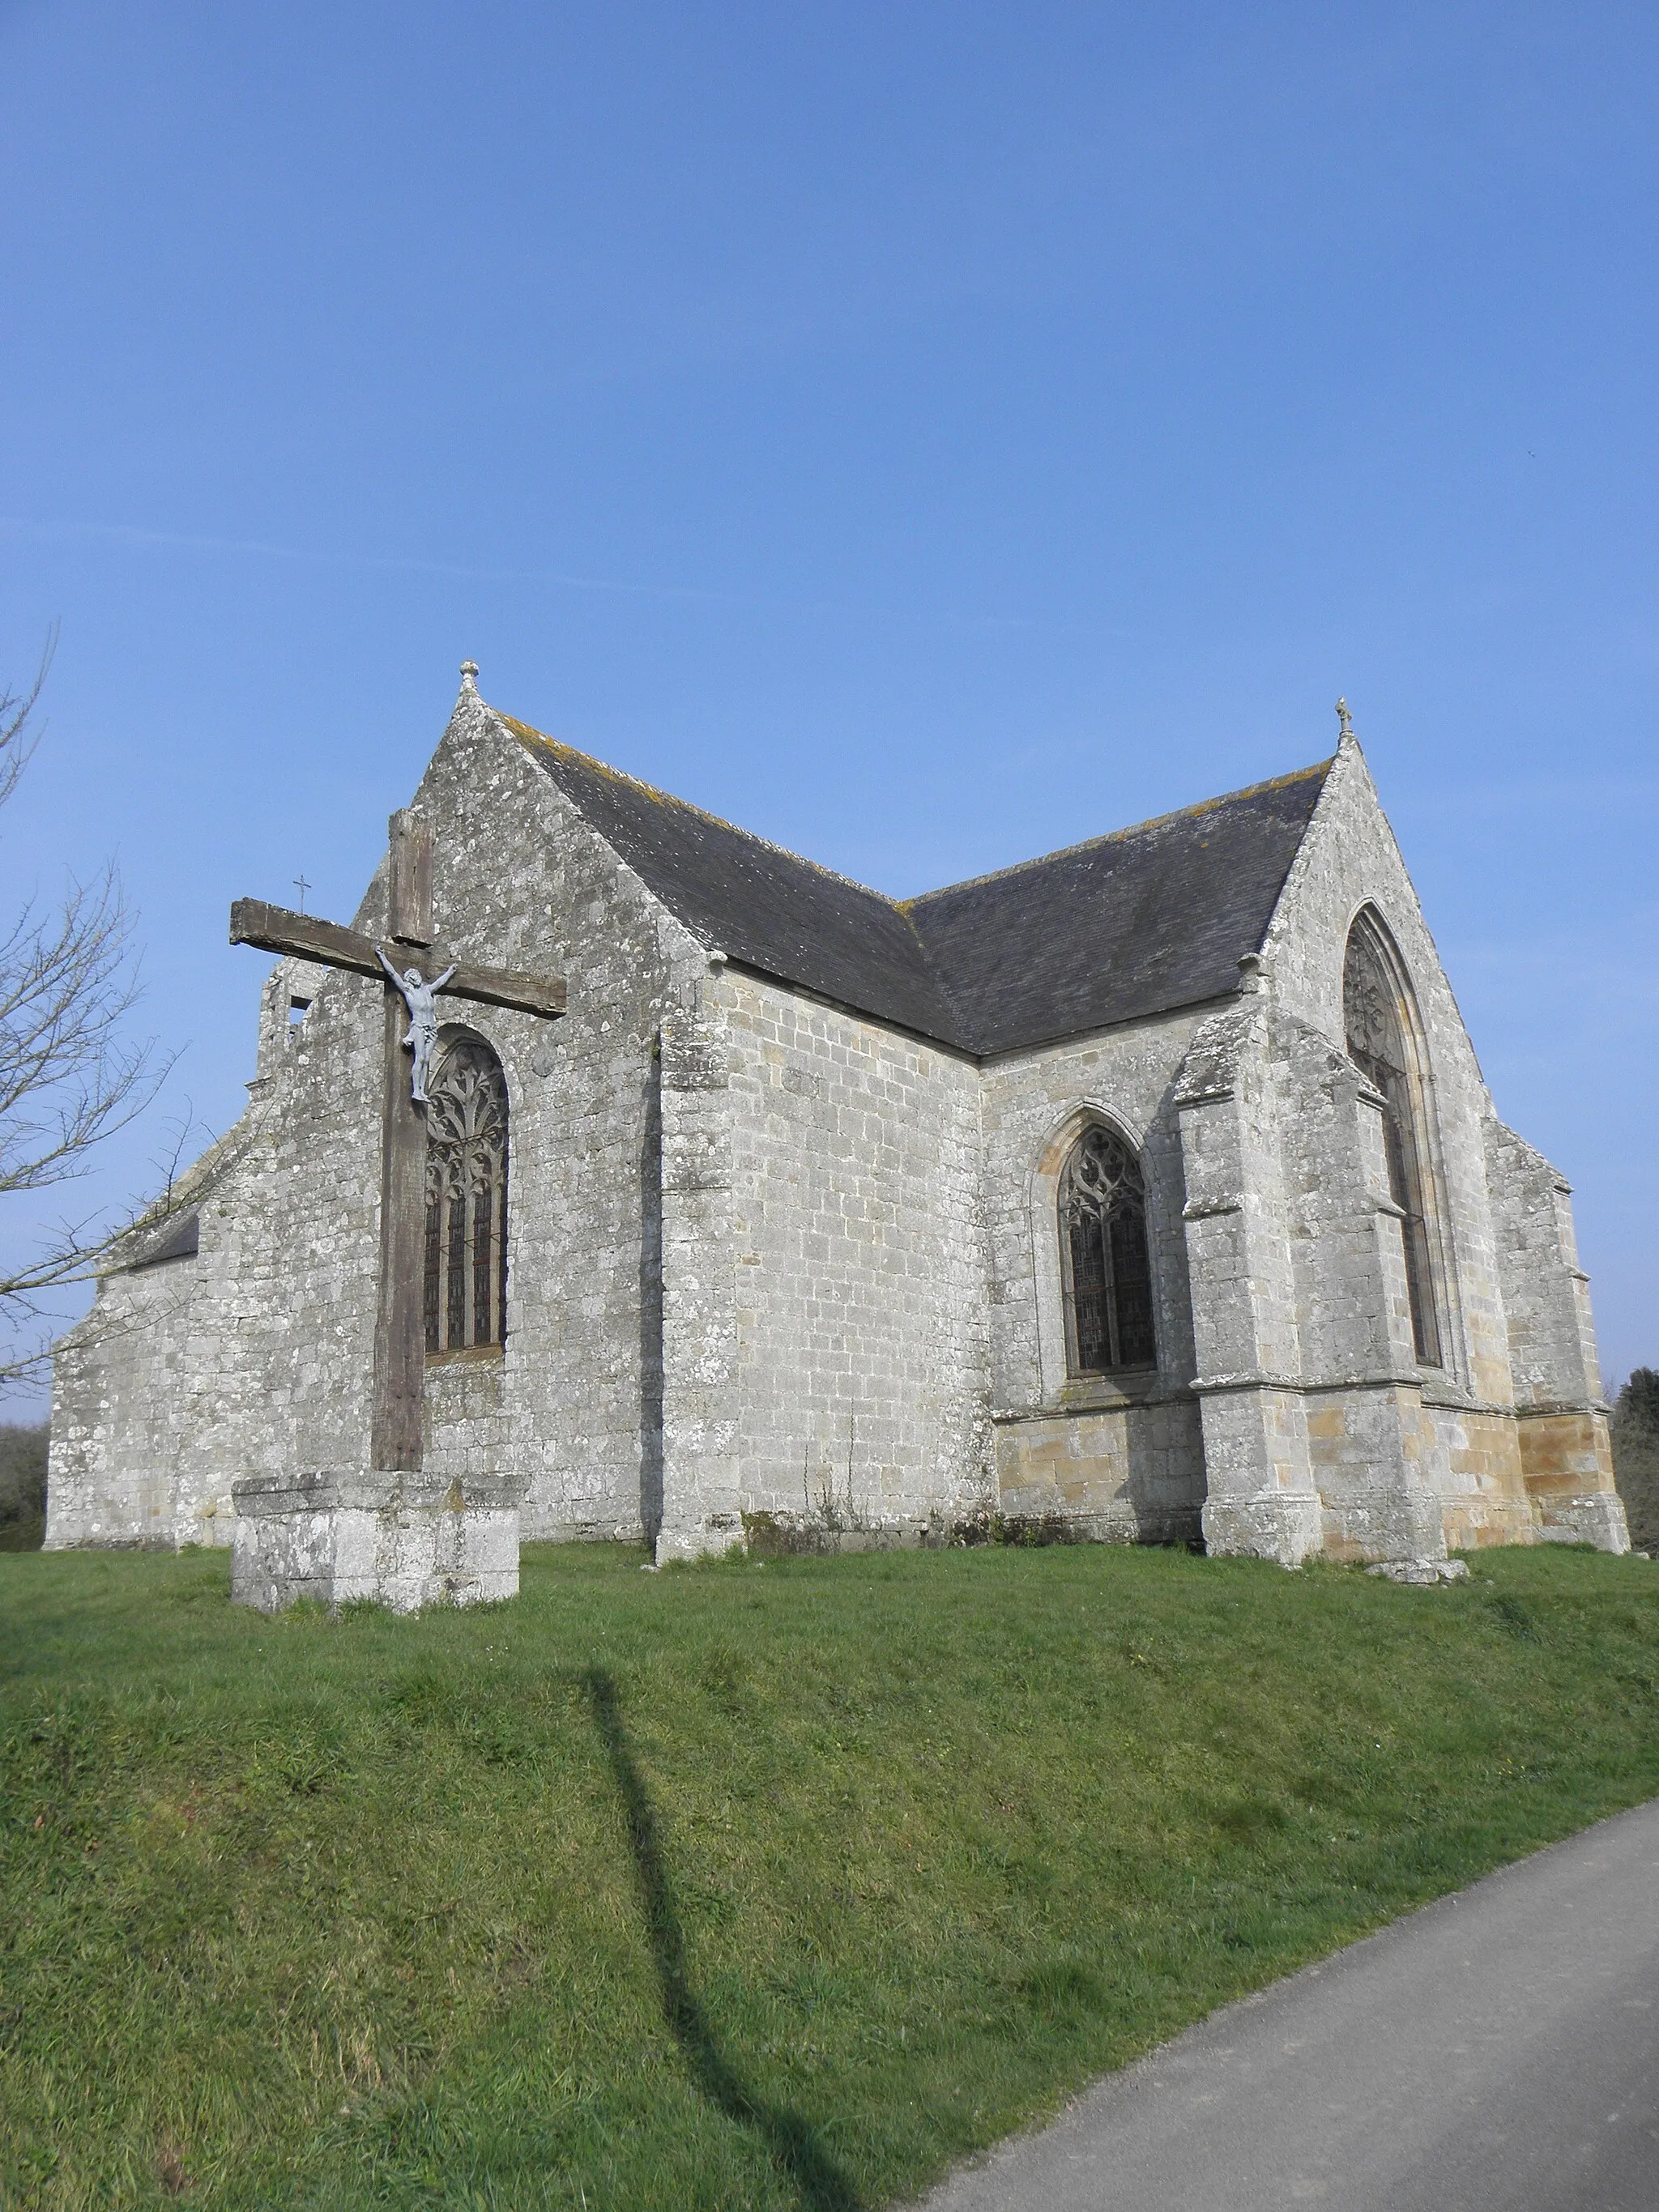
[915,1798,1659,2211]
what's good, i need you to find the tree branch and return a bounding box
[0,637,178,1391]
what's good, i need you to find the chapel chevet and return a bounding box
[45,672,1628,1599]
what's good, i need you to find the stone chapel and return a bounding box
[45,671,1629,1571]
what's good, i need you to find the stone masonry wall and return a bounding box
[1484,1119,1604,1412]
[712,971,988,1541]
[49,955,388,1549]
[48,1245,220,1548]
[655,989,743,1558]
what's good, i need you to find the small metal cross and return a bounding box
[292,874,312,914]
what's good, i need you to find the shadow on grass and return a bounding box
[583,1669,859,2211]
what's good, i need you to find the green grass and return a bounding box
[3,1541,1658,2210]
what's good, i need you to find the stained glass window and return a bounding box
[1060,1124,1157,1375]
[1343,918,1442,1367]
[424,1034,508,1354]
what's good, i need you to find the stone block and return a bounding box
[994,1402,1203,1545]
[1201,1490,1324,1567]
[655,1510,743,1562]
[231,1468,526,1612]
[1366,1557,1470,1585]
[1535,1491,1631,1554]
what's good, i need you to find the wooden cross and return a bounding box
[231,809,566,1474]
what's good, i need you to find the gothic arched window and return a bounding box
[424,1034,508,1355]
[1060,1123,1158,1375]
[1343,914,1442,1368]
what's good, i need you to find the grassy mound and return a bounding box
[3,1540,1657,2210]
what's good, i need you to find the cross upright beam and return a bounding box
[230,812,565,1473]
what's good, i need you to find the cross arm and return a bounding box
[231,899,382,978]
[229,899,566,1019]
[439,961,566,1020]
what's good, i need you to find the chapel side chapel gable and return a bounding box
[1259,735,1507,1400]
[47,680,1628,1568]
[1174,735,1626,1564]
[1265,747,1558,1419]
[1176,742,1506,1565]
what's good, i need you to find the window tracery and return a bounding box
[424,1034,508,1354]
[1059,1123,1157,1375]
[1343,917,1442,1367]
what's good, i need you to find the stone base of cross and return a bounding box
[231,1468,529,1613]
[224,791,565,1611]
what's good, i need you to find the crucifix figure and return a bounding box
[377,948,458,1102]
[231,785,565,1474]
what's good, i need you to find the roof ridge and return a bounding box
[899,757,1336,913]
[495,711,907,914]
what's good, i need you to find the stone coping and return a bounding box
[232,1468,529,1517]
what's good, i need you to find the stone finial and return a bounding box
[1335,697,1354,739]
[459,660,480,693]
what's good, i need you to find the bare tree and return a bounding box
[0,637,170,1387]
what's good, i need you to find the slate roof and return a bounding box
[906,764,1334,1055]
[504,711,1332,1058]
[504,718,962,1043]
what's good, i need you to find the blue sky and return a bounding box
[2,1,1656,1399]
